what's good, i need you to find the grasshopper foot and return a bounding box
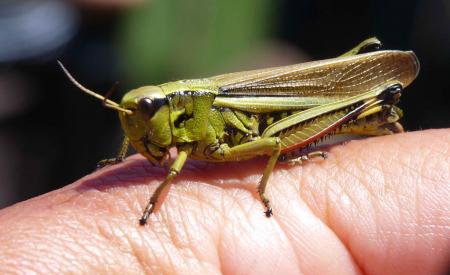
[139,202,156,226]
[285,151,328,165]
[96,157,123,170]
[265,207,273,217]
[260,197,273,218]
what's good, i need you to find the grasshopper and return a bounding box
[58,38,419,225]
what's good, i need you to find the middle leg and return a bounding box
[210,137,281,217]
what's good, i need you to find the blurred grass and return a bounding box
[118,0,275,85]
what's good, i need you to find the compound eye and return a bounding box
[137,97,156,118]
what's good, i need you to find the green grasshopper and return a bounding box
[58,37,419,225]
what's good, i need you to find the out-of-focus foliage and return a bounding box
[118,0,274,83]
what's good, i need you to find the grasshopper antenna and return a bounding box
[57,60,132,115]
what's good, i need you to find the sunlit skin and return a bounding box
[0,130,448,274]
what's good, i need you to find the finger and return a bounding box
[284,129,449,275]
[0,129,448,274]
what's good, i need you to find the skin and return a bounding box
[0,129,448,274]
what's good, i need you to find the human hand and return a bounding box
[0,129,448,274]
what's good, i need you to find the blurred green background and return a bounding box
[0,0,448,207]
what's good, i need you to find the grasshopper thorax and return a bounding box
[119,86,172,166]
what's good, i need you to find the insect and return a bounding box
[58,37,419,225]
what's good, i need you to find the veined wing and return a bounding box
[211,50,419,113]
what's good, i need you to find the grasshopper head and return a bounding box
[57,61,172,166]
[119,86,172,166]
